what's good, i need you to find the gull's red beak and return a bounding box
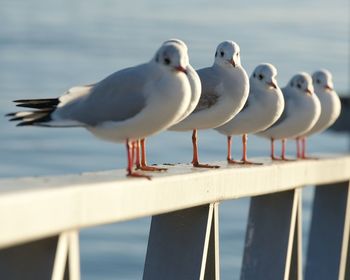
[266,81,277,89]
[324,84,333,91]
[175,66,187,74]
[229,59,236,67]
[305,88,313,95]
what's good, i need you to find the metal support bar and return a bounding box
[240,189,301,280]
[68,231,80,280]
[52,233,69,280]
[305,182,350,280]
[204,203,220,280]
[143,203,218,280]
[289,192,302,280]
[52,230,81,280]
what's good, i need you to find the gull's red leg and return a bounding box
[126,140,133,173]
[227,135,240,164]
[281,138,295,161]
[296,138,301,159]
[281,138,287,160]
[125,139,151,180]
[239,134,262,165]
[135,139,141,169]
[301,137,306,159]
[131,140,136,166]
[300,137,318,160]
[137,138,167,171]
[271,138,281,160]
[192,129,220,168]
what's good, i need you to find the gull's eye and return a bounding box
[297,84,302,89]
[220,51,224,57]
[316,79,321,84]
[164,58,171,65]
[237,52,240,56]
[258,74,264,80]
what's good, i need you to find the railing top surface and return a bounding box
[1,154,350,249]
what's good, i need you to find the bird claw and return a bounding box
[239,160,263,165]
[271,156,295,161]
[299,155,319,160]
[281,157,296,161]
[227,159,241,164]
[136,165,167,172]
[192,162,220,168]
[127,171,152,180]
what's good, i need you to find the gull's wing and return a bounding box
[56,64,149,126]
[265,87,291,128]
[8,64,150,127]
[193,67,220,113]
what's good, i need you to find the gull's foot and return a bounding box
[127,171,152,180]
[300,155,319,160]
[136,165,167,172]
[239,159,263,165]
[271,156,282,161]
[271,156,295,161]
[227,159,241,164]
[281,156,296,161]
[192,162,220,168]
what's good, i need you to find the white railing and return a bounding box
[1,155,350,280]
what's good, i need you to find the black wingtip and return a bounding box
[5,113,16,117]
[9,116,24,121]
[16,121,32,127]
[13,98,58,103]
[15,103,57,109]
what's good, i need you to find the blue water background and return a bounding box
[1,0,349,279]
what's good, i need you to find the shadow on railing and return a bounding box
[0,155,350,280]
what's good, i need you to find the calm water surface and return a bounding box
[1,0,349,279]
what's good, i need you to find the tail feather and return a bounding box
[14,98,59,109]
[6,106,54,126]
[8,97,84,127]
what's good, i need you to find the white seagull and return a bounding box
[137,39,202,171]
[169,40,249,168]
[7,41,191,179]
[257,72,321,160]
[295,69,341,158]
[215,63,284,164]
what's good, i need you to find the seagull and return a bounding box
[215,63,284,164]
[137,39,202,171]
[7,41,192,179]
[295,69,341,159]
[169,40,249,168]
[257,72,321,160]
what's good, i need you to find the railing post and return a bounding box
[240,189,301,280]
[0,236,58,280]
[0,230,81,280]
[143,203,219,280]
[305,182,350,280]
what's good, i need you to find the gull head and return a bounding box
[312,69,334,91]
[251,63,278,90]
[153,42,188,75]
[289,72,314,96]
[163,38,188,52]
[214,40,241,68]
